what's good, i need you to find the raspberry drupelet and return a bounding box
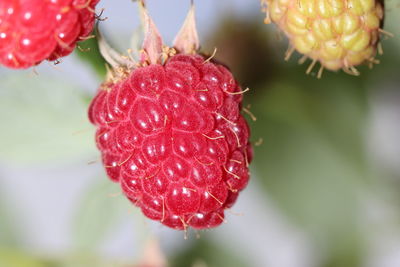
[0,0,99,69]
[88,4,252,230]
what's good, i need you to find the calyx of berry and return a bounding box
[173,4,200,54]
[98,1,200,82]
[138,0,163,65]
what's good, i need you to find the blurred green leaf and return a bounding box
[72,178,129,251]
[250,78,371,267]
[0,248,125,267]
[76,36,107,78]
[0,249,46,267]
[0,74,96,164]
[170,238,248,267]
[53,254,120,267]
[0,187,19,247]
[384,3,400,49]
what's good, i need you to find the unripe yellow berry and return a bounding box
[261,0,384,74]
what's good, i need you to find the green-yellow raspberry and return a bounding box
[261,0,384,75]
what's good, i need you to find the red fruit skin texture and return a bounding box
[89,54,252,230]
[0,0,99,69]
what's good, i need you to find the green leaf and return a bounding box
[0,186,20,247]
[76,35,107,78]
[250,79,370,267]
[169,238,248,267]
[0,249,47,267]
[0,74,96,165]
[72,178,131,251]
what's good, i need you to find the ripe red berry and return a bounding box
[89,54,252,230]
[0,0,99,69]
[88,3,252,230]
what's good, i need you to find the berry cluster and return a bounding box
[0,0,99,69]
[262,0,384,74]
[88,54,252,230]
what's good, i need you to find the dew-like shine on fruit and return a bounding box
[89,54,252,230]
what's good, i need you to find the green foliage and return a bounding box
[0,250,47,267]
[170,238,248,267]
[72,179,132,251]
[0,74,96,165]
[76,36,107,78]
[0,187,20,247]
[248,65,382,267]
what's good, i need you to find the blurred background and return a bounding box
[1,0,400,266]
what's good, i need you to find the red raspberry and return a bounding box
[0,0,99,69]
[88,3,252,230]
[89,54,252,230]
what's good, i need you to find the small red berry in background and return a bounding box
[0,0,99,69]
[88,3,253,230]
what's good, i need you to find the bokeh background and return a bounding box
[1,0,400,266]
